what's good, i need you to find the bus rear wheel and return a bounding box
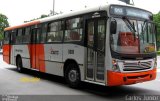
[16,57,23,72]
[65,63,81,88]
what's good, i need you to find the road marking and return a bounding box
[19,77,40,83]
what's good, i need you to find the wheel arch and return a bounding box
[15,54,22,66]
[63,59,80,77]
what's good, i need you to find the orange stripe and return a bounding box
[28,44,45,72]
[37,44,45,72]
[3,44,12,64]
[28,45,31,67]
[4,21,40,31]
[107,68,157,86]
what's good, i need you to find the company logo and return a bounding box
[50,47,59,55]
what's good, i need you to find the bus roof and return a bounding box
[4,20,40,31]
[4,3,151,31]
[4,4,111,31]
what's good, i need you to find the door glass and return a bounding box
[36,29,40,43]
[32,29,36,43]
[31,28,40,43]
[96,20,105,80]
[87,21,94,79]
[88,22,94,47]
[86,19,106,81]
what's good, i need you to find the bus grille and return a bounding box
[123,61,152,71]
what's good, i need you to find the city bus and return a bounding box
[3,4,157,87]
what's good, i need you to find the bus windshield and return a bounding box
[110,17,156,54]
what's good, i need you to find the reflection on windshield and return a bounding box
[110,18,156,54]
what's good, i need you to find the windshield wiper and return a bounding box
[122,16,136,41]
[142,20,147,33]
[141,20,147,43]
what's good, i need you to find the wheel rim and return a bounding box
[68,70,78,82]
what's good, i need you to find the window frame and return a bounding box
[22,27,31,44]
[46,20,64,43]
[3,31,10,45]
[64,17,83,42]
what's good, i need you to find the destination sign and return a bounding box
[110,5,152,20]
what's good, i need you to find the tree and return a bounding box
[153,12,160,50]
[24,11,63,23]
[153,13,160,34]
[0,13,9,40]
[24,14,49,23]
[40,14,49,18]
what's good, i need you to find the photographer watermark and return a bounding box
[1,95,18,101]
[125,95,160,101]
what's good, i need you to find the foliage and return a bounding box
[40,14,49,18]
[153,12,160,50]
[24,14,49,23]
[153,13,160,35]
[0,13,9,40]
[157,51,160,55]
[24,11,63,23]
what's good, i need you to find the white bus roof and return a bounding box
[5,3,150,31]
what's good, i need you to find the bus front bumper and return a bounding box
[107,68,157,86]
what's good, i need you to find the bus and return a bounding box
[3,4,157,87]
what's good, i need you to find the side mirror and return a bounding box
[110,20,117,34]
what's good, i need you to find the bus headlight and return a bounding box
[112,59,120,72]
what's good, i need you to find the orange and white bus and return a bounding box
[3,4,157,87]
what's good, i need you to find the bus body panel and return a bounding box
[63,44,85,80]
[12,44,46,72]
[44,44,63,76]
[13,45,31,69]
[36,44,46,72]
[10,45,15,65]
[43,43,85,77]
[28,44,46,72]
[62,44,85,65]
[107,68,157,86]
[3,44,11,64]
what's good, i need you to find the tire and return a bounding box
[65,63,81,88]
[16,57,23,73]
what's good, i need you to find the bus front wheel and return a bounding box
[65,63,81,88]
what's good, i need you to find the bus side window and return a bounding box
[16,29,23,44]
[40,23,47,43]
[47,21,63,43]
[3,31,10,44]
[64,17,83,42]
[11,31,16,44]
[23,27,31,44]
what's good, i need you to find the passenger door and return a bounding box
[30,27,40,70]
[86,18,106,82]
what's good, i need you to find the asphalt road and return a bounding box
[0,54,160,101]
